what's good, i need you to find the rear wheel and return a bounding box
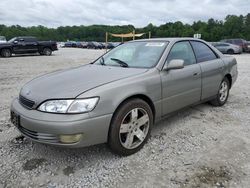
[1,49,11,57]
[43,48,52,56]
[227,49,234,54]
[108,99,153,156]
[210,77,230,106]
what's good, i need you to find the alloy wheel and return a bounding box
[219,81,228,102]
[119,108,149,149]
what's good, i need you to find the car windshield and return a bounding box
[8,37,17,43]
[94,41,168,68]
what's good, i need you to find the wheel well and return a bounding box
[225,74,232,89]
[114,94,156,122]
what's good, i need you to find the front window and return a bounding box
[94,41,168,68]
[167,41,196,66]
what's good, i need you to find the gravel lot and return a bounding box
[0,48,250,188]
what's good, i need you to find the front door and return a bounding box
[160,41,202,115]
[12,38,26,53]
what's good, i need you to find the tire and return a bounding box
[43,48,52,56]
[227,49,234,54]
[1,49,11,58]
[210,77,230,106]
[108,99,153,156]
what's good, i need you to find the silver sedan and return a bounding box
[212,42,242,54]
[11,38,238,155]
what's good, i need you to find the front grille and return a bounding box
[18,125,59,143]
[19,95,35,109]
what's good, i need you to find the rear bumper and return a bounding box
[10,98,112,148]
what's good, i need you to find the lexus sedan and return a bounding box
[11,38,238,155]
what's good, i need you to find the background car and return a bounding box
[0,36,57,57]
[0,36,7,43]
[221,38,248,52]
[211,42,242,54]
[76,42,83,48]
[57,42,65,48]
[64,41,75,47]
[80,42,88,48]
[87,42,102,49]
[246,41,250,53]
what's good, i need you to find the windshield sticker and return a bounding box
[145,43,165,47]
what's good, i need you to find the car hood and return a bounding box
[20,64,147,106]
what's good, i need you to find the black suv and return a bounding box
[0,36,58,57]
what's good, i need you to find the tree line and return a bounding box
[0,14,250,42]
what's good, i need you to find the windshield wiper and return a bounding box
[110,58,129,67]
[100,57,105,65]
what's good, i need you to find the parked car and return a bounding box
[211,42,242,54]
[87,42,102,49]
[102,42,115,49]
[57,42,65,48]
[80,42,88,48]
[64,41,76,48]
[221,38,248,52]
[76,42,83,48]
[0,36,58,57]
[10,38,237,155]
[247,41,250,52]
[0,36,7,43]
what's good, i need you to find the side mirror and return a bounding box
[13,40,18,44]
[164,59,184,71]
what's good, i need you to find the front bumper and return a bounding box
[10,98,112,148]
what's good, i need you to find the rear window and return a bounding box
[24,37,37,42]
[190,41,217,63]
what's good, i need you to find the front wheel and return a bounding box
[1,49,12,58]
[210,78,230,106]
[108,99,153,156]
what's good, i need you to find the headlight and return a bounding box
[38,97,99,113]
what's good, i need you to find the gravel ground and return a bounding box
[0,48,250,188]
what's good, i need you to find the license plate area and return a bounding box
[11,111,20,127]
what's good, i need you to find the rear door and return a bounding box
[190,41,224,100]
[23,37,38,52]
[160,41,202,115]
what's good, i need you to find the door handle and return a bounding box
[193,72,200,76]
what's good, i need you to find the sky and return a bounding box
[0,0,250,28]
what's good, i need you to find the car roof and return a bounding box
[132,37,206,43]
[17,36,36,38]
